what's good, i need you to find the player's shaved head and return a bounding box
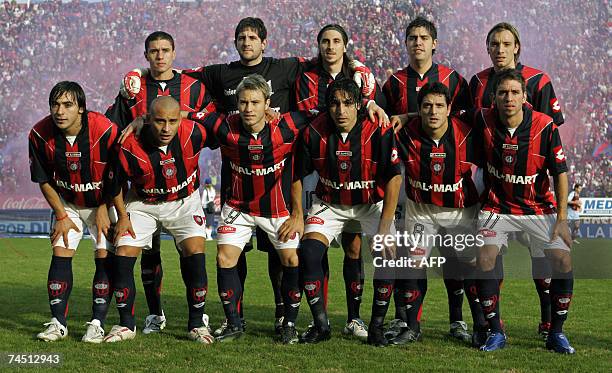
[148,96,181,146]
[150,96,180,115]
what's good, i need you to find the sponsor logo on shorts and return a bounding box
[217,225,236,234]
[411,247,426,256]
[305,216,324,225]
[479,228,497,238]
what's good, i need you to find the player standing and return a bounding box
[469,22,565,338]
[382,17,476,341]
[474,70,575,353]
[29,82,118,343]
[106,31,214,335]
[294,23,386,340]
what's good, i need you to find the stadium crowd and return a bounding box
[0,0,609,197]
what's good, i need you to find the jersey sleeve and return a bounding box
[104,94,135,131]
[106,143,128,197]
[450,72,472,116]
[28,130,51,183]
[546,124,568,176]
[378,128,402,182]
[294,126,314,181]
[193,112,224,149]
[533,75,564,125]
[469,112,486,168]
[382,75,403,116]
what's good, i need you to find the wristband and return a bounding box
[56,214,68,221]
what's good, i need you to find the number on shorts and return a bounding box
[224,209,241,224]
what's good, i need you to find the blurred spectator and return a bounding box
[1,0,608,198]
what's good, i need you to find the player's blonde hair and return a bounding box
[236,74,271,100]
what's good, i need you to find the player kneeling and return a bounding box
[212,75,313,344]
[29,82,118,343]
[295,78,402,344]
[108,96,219,344]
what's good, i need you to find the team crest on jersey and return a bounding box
[430,159,444,175]
[162,164,177,179]
[193,215,204,226]
[248,145,264,162]
[502,150,516,165]
[338,160,351,173]
[67,160,81,172]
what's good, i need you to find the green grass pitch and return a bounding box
[0,238,610,372]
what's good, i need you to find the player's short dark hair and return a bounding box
[417,82,451,108]
[406,17,437,49]
[317,24,349,46]
[236,74,271,100]
[49,81,86,111]
[573,183,582,190]
[325,78,362,111]
[486,22,521,61]
[235,17,267,42]
[493,69,526,94]
[145,31,175,51]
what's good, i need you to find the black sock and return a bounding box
[113,256,137,331]
[532,257,552,324]
[92,255,113,325]
[236,251,247,319]
[476,272,502,333]
[141,250,163,316]
[343,257,363,322]
[47,256,73,326]
[370,277,394,327]
[442,255,464,323]
[268,250,284,318]
[322,251,330,310]
[444,279,464,323]
[184,253,208,331]
[399,271,424,331]
[299,239,328,329]
[217,266,242,327]
[417,278,428,323]
[393,279,408,322]
[550,271,573,333]
[281,265,301,325]
[464,278,487,330]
